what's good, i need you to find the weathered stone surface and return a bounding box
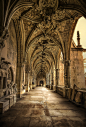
[68,88,72,99]
[75,92,82,103]
[70,40,85,89]
[5,96,14,108]
[0,100,9,108]
[0,100,9,113]
[10,94,16,104]
[71,84,76,101]
[0,87,86,127]
[0,104,9,114]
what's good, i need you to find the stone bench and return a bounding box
[57,86,64,96]
[5,95,14,108]
[0,94,17,114]
[10,94,16,104]
[77,90,86,108]
[56,85,86,109]
[0,100,9,113]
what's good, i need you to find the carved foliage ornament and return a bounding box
[38,0,59,17]
[23,0,59,34]
[38,0,59,34]
[39,0,59,8]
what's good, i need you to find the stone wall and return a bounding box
[70,41,85,88]
[0,20,17,99]
[59,60,64,86]
[56,85,86,109]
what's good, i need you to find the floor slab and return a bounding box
[0,87,86,127]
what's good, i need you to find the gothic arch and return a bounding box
[67,15,82,60]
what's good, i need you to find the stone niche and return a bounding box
[0,65,17,114]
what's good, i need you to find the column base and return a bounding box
[17,90,23,98]
[17,93,22,98]
[53,85,56,92]
[50,85,51,90]
[26,85,30,92]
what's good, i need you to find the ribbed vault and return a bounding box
[3,0,86,80]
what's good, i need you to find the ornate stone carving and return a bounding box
[0,60,11,70]
[7,82,17,94]
[13,83,17,93]
[39,0,57,8]
[22,0,60,35]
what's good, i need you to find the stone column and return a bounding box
[49,75,50,88]
[53,69,56,91]
[15,19,24,98]
[64,60,70,88]
[50,75,51,89]
[51,72,53,90]
[31,76,33,90]
[34,78,36,88]
[46,75,48,87]
[25,64,29,92]
[25,72,29,92]
[27,73,30,92]
[16,63,23,98]
[56,69,59,86]
[29,75,32,90]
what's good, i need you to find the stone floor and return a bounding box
[0,87,86,127]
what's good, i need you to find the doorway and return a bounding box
[40,80,44,86]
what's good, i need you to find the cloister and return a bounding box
[0,0,86,126]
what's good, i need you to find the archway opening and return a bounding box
[73,16,86,87]
[40,80,44,86]
[73,16,86,59]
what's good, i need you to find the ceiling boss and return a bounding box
[37,0,59,34]
[39,0,58,8]
[22,0,60,34]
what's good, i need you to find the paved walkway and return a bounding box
[0,87,86,127]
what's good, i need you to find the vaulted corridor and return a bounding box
[0,87,86,127]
